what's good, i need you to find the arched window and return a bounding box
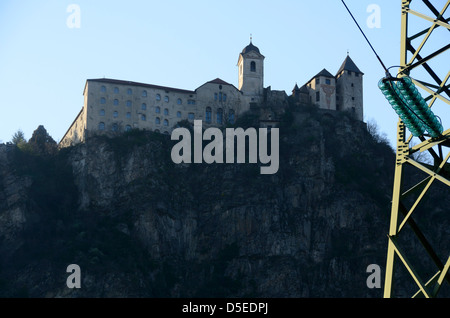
[155,117,161,125]
[164,108,169,115]
[205,107,212,123]
[125,125,132,132]
[164,96,169,102]
[127,88,132,95]
[99,122,105,130]
[114,87,119,94]
[113,111,118,118]
[156,94,161,101]
[163,119,169,126]
[126,112,131,119]
[155,106,160,113]
[177,98,182,105]
[113,99,119,106]
[217,108,223,124]
[250,61,256,72]
[112,123,118,132]
[100,97,106,104]
[101,86,106,92]
[188,113,194,120]
[223,94,227,102]
[141,114,146,121]
[99,109,105,116]
[126,100,132,107]
[177,111,181,118]
[228,109,235,124]
[141,103,147,110]
[142,90,147,97]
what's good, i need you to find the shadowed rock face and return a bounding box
[0,108,448,298]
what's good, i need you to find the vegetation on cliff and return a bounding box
[0,103,448,298]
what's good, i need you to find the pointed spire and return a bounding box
[292,83,300,96]
[336,55,364,76]
[250,33,253,44]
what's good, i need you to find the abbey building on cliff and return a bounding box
[60,41,364,148]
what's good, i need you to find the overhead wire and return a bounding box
[340,0,443,138]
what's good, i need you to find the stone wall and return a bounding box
[336,70,363,121]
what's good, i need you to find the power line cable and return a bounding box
[340,0,389,74]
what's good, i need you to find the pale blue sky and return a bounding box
[0,0,448,147]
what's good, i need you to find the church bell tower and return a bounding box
[237,37,265,99]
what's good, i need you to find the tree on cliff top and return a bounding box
[11,129,27,146]
[28,125,57,156]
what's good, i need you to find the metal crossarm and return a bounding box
[383,0,450,298]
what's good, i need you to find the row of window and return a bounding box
[205,107,235,124]
[100,97,184,105]
[98,122,171,134]
[139,116,170,126]
[100,103,175,114]
[214,92,227,102]
[315,78,332,85]
[101,85,147,97]
[101,99,182,112]
[98,108,235,122]
[155,106,169,115]
[99,108,176,117]
[97,110,194,121]
[98,122,130,132]
[98,107,235,130]
[99,110,134,119]
[98,117,170,130]
[100,86,196,105]
[99,105,236,122]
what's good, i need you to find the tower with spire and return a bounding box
[291,54,364,121]
[335,54,364,121]
[237,37,265,105]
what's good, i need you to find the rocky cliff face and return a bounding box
[0,106,447,298]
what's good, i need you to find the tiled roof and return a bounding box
[196,78,241,93]
[207,78,233,86]
[292,83,309,94]
[314,68,334,78]
[299,84,309,93]
[336,55,364,75]
[304,68,334,85]
[241,41,260,54]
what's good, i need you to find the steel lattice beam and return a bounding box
[383,0,450,298]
